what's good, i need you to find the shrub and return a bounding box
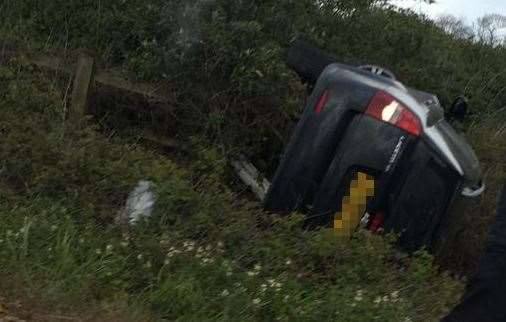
[0,60,464,321]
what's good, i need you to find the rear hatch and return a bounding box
[402,88,482,191]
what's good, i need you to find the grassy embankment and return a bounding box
[2,0,506,320]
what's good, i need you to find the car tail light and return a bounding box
[369,212,385,233]
[314,90,330,115]
[365,91,422,136]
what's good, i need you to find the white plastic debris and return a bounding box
[120,180,156,226]
[230,155,271,201]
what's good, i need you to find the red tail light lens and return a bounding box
[369,212,385,233]
[314,90,330,115]
[365,91,422,136]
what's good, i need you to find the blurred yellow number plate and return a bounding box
[334,172,375,236]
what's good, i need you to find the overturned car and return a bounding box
[264,39,484,251]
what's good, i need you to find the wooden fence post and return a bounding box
[71,50,95,118]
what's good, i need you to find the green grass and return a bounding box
[0,57,465,321]
[2,0,506,319]
[435,114,506,274]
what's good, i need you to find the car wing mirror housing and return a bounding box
[449,95,469,122]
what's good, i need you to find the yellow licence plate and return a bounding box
[334,172,375,237]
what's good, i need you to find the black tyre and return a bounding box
[286,39,337,84]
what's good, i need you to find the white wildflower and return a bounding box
[354,289,364,301]
[202,258,215,264]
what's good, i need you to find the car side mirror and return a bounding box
[449,96,469,122]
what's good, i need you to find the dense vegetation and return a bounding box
[0,0,505,320]
[3,0,506,153]
[0,62,463,321]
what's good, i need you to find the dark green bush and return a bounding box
[2,1,506,318]
[6,0,506,171]
[0,60,464,321]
